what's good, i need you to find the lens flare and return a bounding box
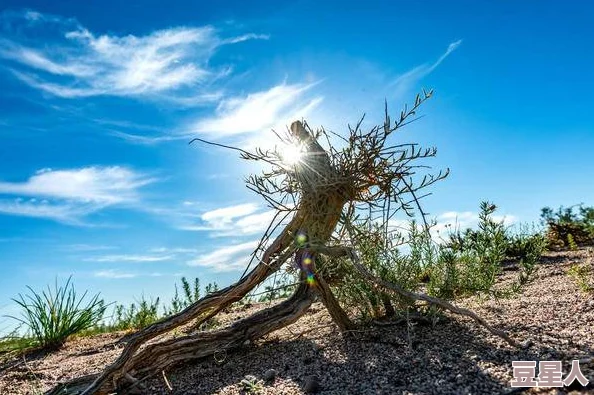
[306,273,316,285]
[296,231,308,246]
[280,143,303,166]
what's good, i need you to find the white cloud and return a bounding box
[389,40,462,95]
[178,202,275,236]
[93,269,136,279]
[61,244,116,252]
[84,254,174,263]
[0,166,154,204]
[149,247,198,254]
[0,11,266,100]
[187,240,258,272]
[0,199,95,225]
[108,130,187,145]
[0,166,155,223]
[192,82,323,138]
[201,203,259,224]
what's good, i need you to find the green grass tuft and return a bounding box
[8,276,106,350]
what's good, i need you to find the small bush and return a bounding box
[506,226,547,285]
[568,250,594,293]
[541,204,594,249]
[164,277,201,316]
[110,296,160,331]
[435,201,507,296]
[9,277,106,350]
[335,202,546,320]
[333,222,425,320]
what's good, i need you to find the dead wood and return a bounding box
[46,94,460,394]
[46,282,315,395]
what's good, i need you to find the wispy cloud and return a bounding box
[108,130,187,145]
[178,202,275,236]
[191,82,324,138]
[187,240,258,272]
[84,254,174,263]
[389,40,462,94]
[93,269,136,279]
[0,199,97,225]
[0,166,154,204]
[0,10,267,100]
[61,244,117,252]
[92,269,181,279]
[0,166,155,223]
[149,247,198,254]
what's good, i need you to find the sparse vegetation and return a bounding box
[8,277,106,351]
[568,263,593,293]
[109,295,161,331]
[567,248,594,293]
[13,94,589,395]
[163,276,201,316]
[333,201,550,321]
[541,204,594,249]
[239,375,263,393]
[106,277,221,332]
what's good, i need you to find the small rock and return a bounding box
[263,368,277,382]
[302,355,314,365]
[303,375,321,393]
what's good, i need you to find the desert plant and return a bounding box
[48,93,522,395]
[332,221,425,320]
[8,277,106,350]
[568,262,593,293]
[111,296,160,331]
[505,225,547,286]
[205,282,219,295]
[438,201,507,295]
[164,277,202,316]
[0,330,37,357]
[239,375,263,393]
[541,204,594,249]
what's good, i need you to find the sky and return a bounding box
[0,0,593,334]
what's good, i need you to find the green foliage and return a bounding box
[568,234,578,251]
[8,277,106,350]
[436,202,547,295]
[541,204,594,249]
[0,331,37,356]
[110,295,161,331]
[334,222,428,320]
[257,273,298,303]
[336,201,548,321]
[434,201,507,296]
[163,277,201,316]
[239,375,263,393]
[205,282,219,295]
[568,257,593,293]
[505,225,547,286]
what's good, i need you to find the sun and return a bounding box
[280,143,304,166]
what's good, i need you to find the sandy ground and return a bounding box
[0,249,593,395]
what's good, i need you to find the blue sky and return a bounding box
[0,1,593,333]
